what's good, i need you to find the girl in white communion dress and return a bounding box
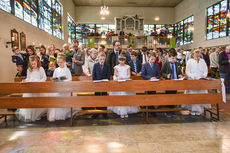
[107,52,140,118]
[17,55,48,122]
[48,53,80,121]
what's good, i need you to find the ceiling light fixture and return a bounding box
[154,17,160,21]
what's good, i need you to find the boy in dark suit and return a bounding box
[92,52,111,82]
[141,52,161,94]
[141,52,160,116]
[141,52,161,80]
[161,48,184,117]
[92,52,110,118]
[129,52,142,76]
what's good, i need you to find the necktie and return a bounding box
[171,63,175,79]
[115,51,119,65]
[134,61,137,74]
[151,63,153,69]
[100,64,103,71]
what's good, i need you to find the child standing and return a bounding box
[92,52,110,81]
[107,51,140,118]
[17,55,47,122]
[48,53,79,121]
[46,62,56,77]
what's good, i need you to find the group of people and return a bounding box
[11,39,226,122]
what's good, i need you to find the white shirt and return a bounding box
[142,53,148,64]
[25,67,47,82]
[186,58,208,80]
[53,67,72,81]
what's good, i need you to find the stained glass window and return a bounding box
[39,0,52,34]
[76,24,83,43]
[228,0,230,35]
[149,25,155,34]
[67,15,76,44]
[156,24,166,34]
[213,4,220,39]
[31,0,38,26]
[14,0,23,19]
[108,24,115,34]
[207,6,214,40]
[0,0,11,13]
[220,0,227,37]
[52,0,62,39]
[96,24,102,34]
[165,24,174,33]
[207,0,228,40]
[184,16,194,44]
[175,21,184,45]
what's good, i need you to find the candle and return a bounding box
[11,36,15,41]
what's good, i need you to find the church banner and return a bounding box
[88,37,95,48]
[170,37,177,48]
[129,36,137,48]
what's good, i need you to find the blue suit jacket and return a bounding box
[141,63,161,80]
[129,59,142,74]
[92,62,111,80]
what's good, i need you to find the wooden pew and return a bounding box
[14,75,144,82]
[0,80,222,125]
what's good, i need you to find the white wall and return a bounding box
[175,0,230,49]
[75,6,175,24]
[0,0,75,82]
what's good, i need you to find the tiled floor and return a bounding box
[1,111,230,153]
[1,94,230,153]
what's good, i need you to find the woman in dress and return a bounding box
[182,50,210,115]
[107,51,140,118]
[17,55,48,122]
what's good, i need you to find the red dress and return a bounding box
[155,57,162,70]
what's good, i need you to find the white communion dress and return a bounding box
[48,66,80,121]
[107,65,140,116]
[17,67,48,122]
[182,58,211,114]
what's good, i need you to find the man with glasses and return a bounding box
[106,40,121,75]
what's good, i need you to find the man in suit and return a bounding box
[139,46,149,65]
[126,45,132,63]
[72,40,85,76]
[161,48,184,117]
[219,46,230,93]
[129,51,142,76]
[106,40,121,75]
